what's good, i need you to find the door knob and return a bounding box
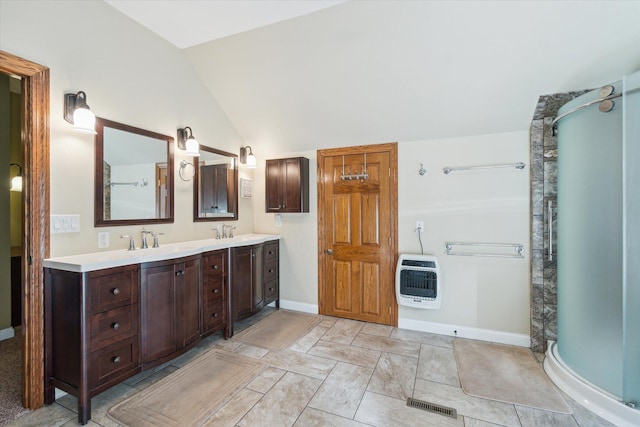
[326,249,333,255]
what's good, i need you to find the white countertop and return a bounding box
[43,234,280,273]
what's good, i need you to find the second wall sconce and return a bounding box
[177,127,200,157]
[9,163,22,192]
[240,146,257,168]
[63,91,97,134]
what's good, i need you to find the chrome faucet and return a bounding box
[213,227,221,239]
[221,224,236,238]
[141,228,153,249]
[121,235,135,251]
[151,232,164,248]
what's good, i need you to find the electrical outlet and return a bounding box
[416,220,424,232]
[98,231,110,248]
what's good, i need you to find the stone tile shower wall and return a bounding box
[530,91,588,353]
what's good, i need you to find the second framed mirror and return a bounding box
[192,146,238,221]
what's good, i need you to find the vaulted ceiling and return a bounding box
[106,1,640,152]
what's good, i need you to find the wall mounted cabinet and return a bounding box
[265,157,309,213]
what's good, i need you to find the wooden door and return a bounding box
[318,143,398,326]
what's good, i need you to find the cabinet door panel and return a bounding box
[178,258,201,348]
[140,264,176,363]
[232,247,253,319]
[265,160,283,212]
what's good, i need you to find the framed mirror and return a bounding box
[95,118,174,226]
[193,145,238,221]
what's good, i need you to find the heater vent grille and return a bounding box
[406,397,457,418]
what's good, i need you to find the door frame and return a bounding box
[0,50,50,410]
[317,142,398,326]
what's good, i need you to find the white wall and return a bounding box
[398,132,530,340]
[254,132,530,340]
[0,0,251,257]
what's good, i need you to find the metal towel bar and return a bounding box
[445,242,524,258]
[442,162,525,175]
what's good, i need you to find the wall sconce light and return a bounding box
[63,91,97,134]
[9,163,22,192]
[239,146,257,168]
[177,127,200,157]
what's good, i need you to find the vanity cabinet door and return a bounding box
[231,244,263,321]
[265,157,309,213]
[140,255,201,366]
[177,257,202,348]
[231,246,254,320]
[140,262,176,364]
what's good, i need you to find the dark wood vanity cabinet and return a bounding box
[265,157,309,213]
[44,239,277,424]
[140,255,201,367]
[44,264,141,425]
[263,241,280,307]
[202,249,229,338]
[230,240,280,336]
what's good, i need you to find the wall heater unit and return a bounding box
[395,254,442,309]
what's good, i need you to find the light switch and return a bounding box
[51,215,81,234]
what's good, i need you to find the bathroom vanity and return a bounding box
[43,234,279,425]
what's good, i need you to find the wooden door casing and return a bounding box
[318,143,398,326]
[0,50,50,410]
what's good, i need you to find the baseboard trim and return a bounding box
[0,327,15,341]
[278,300,318,314]
[276,302,529,347]
[398,318,530,347]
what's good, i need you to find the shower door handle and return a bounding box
[548,201,554,261]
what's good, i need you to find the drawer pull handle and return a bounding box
[213,265,218,270]
[112,356,121,364]
[268,287,274,291]
[112,288,120,295]
[268,269,273,273]
[213,289,219,294]
[212,313,219,318]
[269,251,273,255]
[176,270,184,277]
[111,322,120,330]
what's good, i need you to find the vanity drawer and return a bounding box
[264,242,278,263]
[203,278,225,303]
[203,251,226,279]
[264,280,278,303]
[263,262,278,283]
[91,338,139,388]
[204,300,226,331]
[90,304,139,350]
[88,265,138,313]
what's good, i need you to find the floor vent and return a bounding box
[406,397,457,419]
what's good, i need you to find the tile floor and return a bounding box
[7,308,615,427]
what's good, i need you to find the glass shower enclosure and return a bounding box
[546,71,640,426]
